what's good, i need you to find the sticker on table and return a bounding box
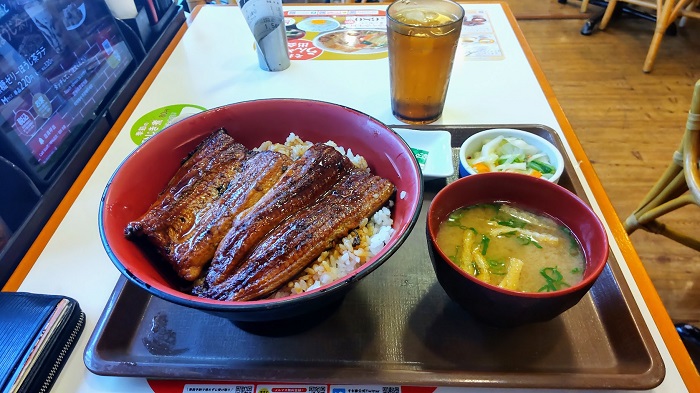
[130,104,206,145]
[148,381,416,393]
[284,9,388,60]
[286,27,306,40]
[458,10,504,60]
[296,17,341,32]
[288,40,323,60]
[462,11,493,34]
[343,15,385,29]
[330,385,401,393]
[257,385,327,393]
[313,29,387,55]
[181,383,254,392]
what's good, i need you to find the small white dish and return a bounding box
[393,128,454,181]
[459,128,564,183]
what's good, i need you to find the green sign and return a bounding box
[130,104,207,145]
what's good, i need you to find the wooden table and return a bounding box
[4,3,699,392]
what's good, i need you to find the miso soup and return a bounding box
[436,203,585,293]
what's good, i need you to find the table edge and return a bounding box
[3,1,698,390]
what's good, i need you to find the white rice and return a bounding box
[255,132,369,170]
[256,133,394,298]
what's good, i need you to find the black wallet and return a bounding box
[0,292,85,393]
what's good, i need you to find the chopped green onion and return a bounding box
[448,210,464,222]
[537,266,571,292]
[499,230,518,237]
[445,221,469,230]
[487,259,508,275]
[516,236,529,246]
[496,217,527,228]
[449,246,462,265]
[528,159,556,174]
[560,225,581,255]
[513,234,543,248]
[470,262,480,276]
[480,235,490,255]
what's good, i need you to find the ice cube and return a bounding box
[403,9,428,24]
[424,11,439,21]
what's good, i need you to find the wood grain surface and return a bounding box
[511,0,700,326]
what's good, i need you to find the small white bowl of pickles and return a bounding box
[458,128,565,183]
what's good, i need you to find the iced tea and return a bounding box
[387,0,464,124]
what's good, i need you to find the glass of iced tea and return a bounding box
[387,0,464,124]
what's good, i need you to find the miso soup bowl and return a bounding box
[426,172,609,327]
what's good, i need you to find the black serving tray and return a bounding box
[84,124,665,390]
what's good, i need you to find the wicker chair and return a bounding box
[623,80,700,250]
[599,0,700,72]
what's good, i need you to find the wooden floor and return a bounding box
[508,1,700,326]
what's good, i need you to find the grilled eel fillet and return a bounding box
[200,169,395,301]
[124,129,252,281]
[133,129,239,218]
[163,150,292,281]
[202,143,354,287]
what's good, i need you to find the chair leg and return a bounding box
[626,82,700,251]
[635,157,684,209]
[643,28,667,72]
[581,0,590,12]
[638,194,695,225]
[643,0,683,72]
[679,0,699,27]
[685,130,700,202]
[599,0,619,29]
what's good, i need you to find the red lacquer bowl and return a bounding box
[427,172,609,327]
[100,99,423,323]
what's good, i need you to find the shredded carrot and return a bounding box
[473,163,490,173]
[531,170,542,178]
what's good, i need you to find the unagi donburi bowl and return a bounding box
[99,99,423,323]
[426,172,609,327]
